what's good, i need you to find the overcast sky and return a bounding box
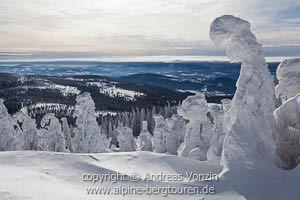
[0,0,299,60]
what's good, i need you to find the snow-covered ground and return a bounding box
[87,82,145,101]
[17,83,80,97]
[0,151,299,200]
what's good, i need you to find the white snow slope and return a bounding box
[0,151,299,200]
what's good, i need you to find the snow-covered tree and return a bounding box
[38,113,66,152]
[165,118,179,155]
[152,114,167,153]
[0,99,18,151]
[210,15,279,169]
[61,118,73,152]
[131,108,140,136]
[13,109,39,150]
[146,108,153,133]
[108,123,119,148]
[275,58,300,103]
[138,121,153,151]
[170,114,186,145]
[220,98,232,131]
[73,92,110,153]
[140,108,146,130]
[207,104,226,160]
[116,124,136,152]
[177,93,213,161]
[274,94,300,169]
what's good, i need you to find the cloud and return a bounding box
[0,0,299,57]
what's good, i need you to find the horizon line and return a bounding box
[0,55,298,63]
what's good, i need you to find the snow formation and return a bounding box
[72,92,111,153]
[38,113,66,152]
[207,104,226,160]
[210,15,278,169]
[138,121,153,151]
[13,110,39,150]
[177,93,214,161]
[116,124,136,152]
[170,114,186,145]
[2,151,300,200]
[152,114,167,153]
[61,117,74,152]
[0,99,18,151]
[274,94,300,169]
[165,118,179,155]
[275,58,300,102]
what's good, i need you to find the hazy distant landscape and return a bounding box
[0,61,279,96]
[0,61,279,129]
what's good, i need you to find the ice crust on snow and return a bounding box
[210,15,278,169]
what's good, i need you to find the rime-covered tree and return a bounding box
[146,108,153,133]
[206,104,226,160]
[165,118,179,155]
[138,121,153,151]
[131,108,139,136]
[177,93,213,161]
[116,124,136,152]
[61,118,73,152]
[275,58,300,103]
[73,92,110,153]
[274,94,300,169]
[210,15,279,169]
[0,99,18,151]
[170,114,186,145]
[38,113,66,152]
[13,109,39,150]
[152,114,167,153]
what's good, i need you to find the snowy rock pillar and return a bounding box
[210,15,278,169]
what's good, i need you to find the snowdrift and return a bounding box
[0,151,299,200]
